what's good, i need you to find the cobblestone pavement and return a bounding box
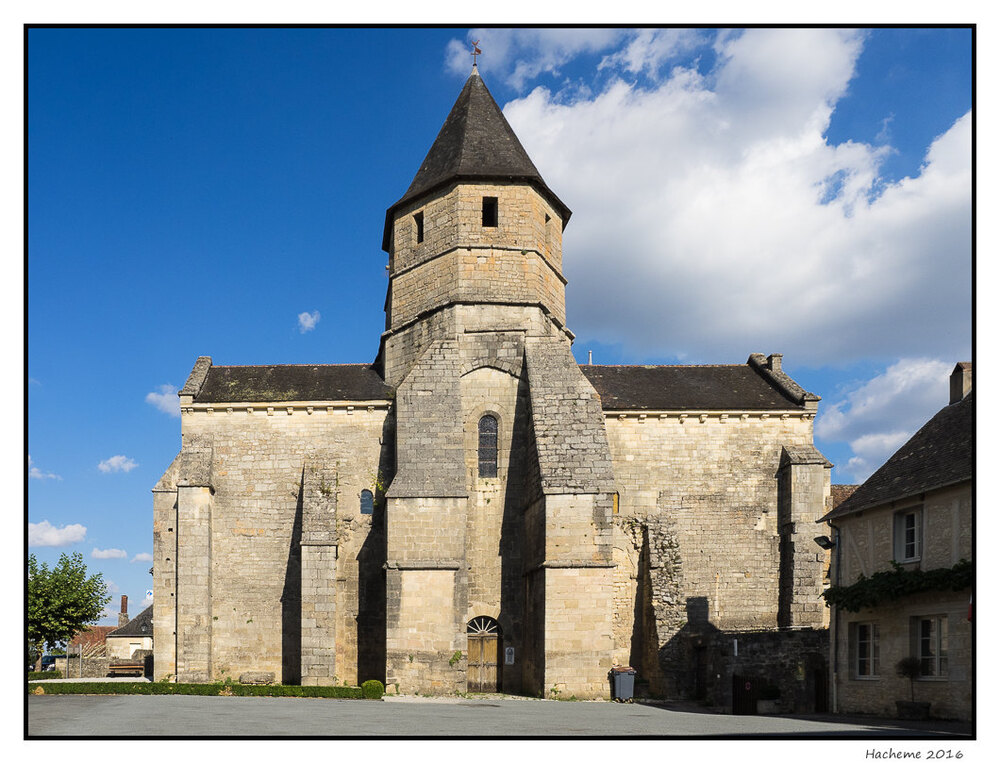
[27,694,973,738]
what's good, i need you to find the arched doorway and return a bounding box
[467,616,501,692]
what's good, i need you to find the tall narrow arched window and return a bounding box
[478,415,498,478]
[360,489,374,515]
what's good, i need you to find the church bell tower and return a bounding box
[380,65,617,699]
[378,64,574,388]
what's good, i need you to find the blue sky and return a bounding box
[26,27,972,626]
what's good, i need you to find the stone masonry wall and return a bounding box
[170,402,389,685]
[175,485,213,682]
[778,453,831,629]
[697,628,829,713]
[390,182,563,276]
[152,454,181,681]
[604,412,827,697]
[299,464,338,685]
[387,339,466,498]
[385,568,465,695]
[390,247,567,330]
[542,566,615,699]
[834,591,971,721]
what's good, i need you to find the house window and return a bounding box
[893,508,922,562]
[478,415,498,478]
[914,616,948,677]
[851,621,879,678]
[360,489,374,515]
[482,196,498,227]
[414,211,424,243]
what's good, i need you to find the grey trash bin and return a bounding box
[610,667,637,702]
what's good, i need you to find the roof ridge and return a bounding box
[580,363,746,368]
[212,363,375,369]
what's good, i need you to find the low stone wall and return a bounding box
[681,627,829,713]
[60,656,112,679]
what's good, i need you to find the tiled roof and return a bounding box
[580,364,808,411]
[68,625,116,648]
[830,484,860,511]
[108,605,153,638]
[383,67,570,250]
[821,392,973,521]
[194,364,392,403]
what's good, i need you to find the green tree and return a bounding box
[27,553,110,665]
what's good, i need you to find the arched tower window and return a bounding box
[360,489,374,515]
[478,415,498,478]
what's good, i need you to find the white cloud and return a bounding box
[498,28,970,366]
[598,29,705,79]
[141,594,154,608]
[92,547,127,560]
[28,455,61,480]
[815,358,952,482]
[131,552,153,563]
[98,455,138,473]
[105,579,121,595]
[298,310,321,333]
[29,520,86,547]
[446,28,626,90]
[146,384,180,417]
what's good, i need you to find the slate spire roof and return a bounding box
[383,66,570,251]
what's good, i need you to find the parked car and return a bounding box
[40,655,57,671]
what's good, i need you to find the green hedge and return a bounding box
[27,671,62,681]
[29,682,366,699]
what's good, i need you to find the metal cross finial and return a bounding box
[471,40,482,65]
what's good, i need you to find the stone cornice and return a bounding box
[180,400,392,416]
[385,560,463,570]
[392,244,566,286]
[604,410,815,422]
[380,300,576,343]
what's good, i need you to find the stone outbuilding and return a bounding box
[154,66,832,702]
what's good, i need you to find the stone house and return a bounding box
[154,66,832,702]
[818,363,972,721]
[106,605,154,660]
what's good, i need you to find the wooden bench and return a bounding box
[107,661,144,677]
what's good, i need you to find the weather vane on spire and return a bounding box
[471,40,482,66]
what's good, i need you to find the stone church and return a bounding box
[153,65,831,703]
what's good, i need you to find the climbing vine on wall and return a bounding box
[822,559,972,612]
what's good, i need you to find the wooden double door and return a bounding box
[467,616,501,693]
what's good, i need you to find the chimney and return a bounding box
[119,594,129,627]
[950,362,972,404]
[767,353,783,373]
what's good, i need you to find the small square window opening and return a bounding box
[482,197,498,227]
